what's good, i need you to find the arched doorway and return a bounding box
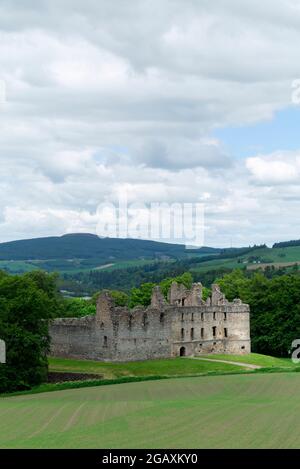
[180,346,186,357]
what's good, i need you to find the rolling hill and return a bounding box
[2,234,300,286]
[0,233,188,260]
[0,234,222,274]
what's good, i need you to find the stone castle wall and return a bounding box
[49,282,251,361]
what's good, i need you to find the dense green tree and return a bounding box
[0,271,59,392]
[90,289,129,306]
[217,269,300,357]
[216,269,251,301]
[62,297,96,317]
[109,290,129,307]
[129,283,155,308]
[90,290,129,308]
[202,286,211,301]
[159,272,193,298]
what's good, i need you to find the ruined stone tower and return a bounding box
[50,282,250,361]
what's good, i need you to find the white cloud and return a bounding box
[246,152,300,185]
[0,0,299,245]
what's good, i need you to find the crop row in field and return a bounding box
[2,372,300,448]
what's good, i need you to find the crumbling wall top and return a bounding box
[168,281,188,306]
[96,290,115,324]
[185,283,204,306]
[211,283,229,306]
[151,286,167,309]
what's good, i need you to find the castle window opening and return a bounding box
[100,322,104,329]
[201,328,204,339]
[182,298,185,306]
[181,312,184,322]
[224,312,227,321]
[201,313,204,321]
[191,313,194,321]
[180,346,186,357]
[143,313,148,327]
[181,328,185,340]
[241,346,245,350]
[160,313,164,323]
[191,328,194,340]
[104,336,108,347]
[212,326,217,337]
[224,328,228,338]
[213,312,216,320]
[129,315,133,329]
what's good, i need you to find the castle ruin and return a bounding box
[49,282,250,361]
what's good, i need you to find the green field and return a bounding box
[0,260,40,273]
[90,259,167,272]
[191,246,300,274]
[2,372,300,448]
[201,353,297,368]
[49,357,246,379]
[0,258,161,275]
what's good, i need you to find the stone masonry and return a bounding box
[49,282,251,361]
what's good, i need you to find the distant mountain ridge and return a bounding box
[0,233,221,261]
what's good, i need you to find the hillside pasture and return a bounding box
[2,372,300,448]
[48,357,246,379]
[190,246,300,274]
[200,353,297,369]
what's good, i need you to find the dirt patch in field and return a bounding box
[48,372,103,383]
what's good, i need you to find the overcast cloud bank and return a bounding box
[1,0,300,246]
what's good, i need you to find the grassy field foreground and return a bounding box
[200,353,297,368]
[49,353,297,380]
[48,356,246,379]
[1,372,300,448]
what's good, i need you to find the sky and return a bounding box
[1,0,300,247]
